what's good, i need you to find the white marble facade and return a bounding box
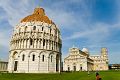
[64,47,93,71]
[8,7,62,73]
[64,47,108,71]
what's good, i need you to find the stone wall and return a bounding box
[0,61,8,71]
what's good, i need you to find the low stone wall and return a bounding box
[0,61,8,72]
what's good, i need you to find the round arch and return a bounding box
[12,51,18,59]
[28,51,38,57]
[56,54,59,72]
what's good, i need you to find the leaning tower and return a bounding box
[101,48,108,62]
[8,7,62,73]
[101,48,109,70]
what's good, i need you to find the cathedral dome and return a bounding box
[11,7,62,52]
[82,48,89,54]
[21,7,52,24]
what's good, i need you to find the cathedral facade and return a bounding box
[64,47,108,71]
[8,7,62,73]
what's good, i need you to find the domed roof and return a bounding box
[21,7,53,24]
[82,48,89,54]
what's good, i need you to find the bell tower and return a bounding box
[101,48,109,64]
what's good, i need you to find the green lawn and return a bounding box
[0,71,120,80]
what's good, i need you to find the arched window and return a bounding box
[50,28,51,33]
[56,42,57,50]
[52,41,53,50]
[25,26,27,31]
[22,54,25,61]
[51,55,53,62]
[43,39,45,46]
[42,55,44,62]
[42,27,44,31]
[32,54,35,61]
[33,26,36,30]
[30,38,33,45]
[49,40,51,47]
[46,40,48,49]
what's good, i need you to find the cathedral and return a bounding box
[64,47,108,71]
[8,7,62,73]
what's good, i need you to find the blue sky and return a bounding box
[0,0,120,64]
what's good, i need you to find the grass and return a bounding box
[0,70,120,80]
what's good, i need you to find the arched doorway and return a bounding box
[80,64,82,71]
[14,61,18,71]
[56,54,59,72]
[73,63,76,71]
[73,66,76,71]
[68,66,70,71]
[12,51,18,71]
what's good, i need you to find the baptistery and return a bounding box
[8,7,62,73]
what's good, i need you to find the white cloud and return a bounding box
[45,8,78,28]
[64,22,110,41]
[0,0,92,30]
[0,0,36,27]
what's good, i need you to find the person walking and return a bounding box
[96,72,102,80]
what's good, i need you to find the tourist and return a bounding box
[96,72,102,80]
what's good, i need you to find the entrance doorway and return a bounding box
[73,66,76,71]
[80,67,82,71]
[68,67,70,71]
[14,61,18,71]
[56,54,59,72]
